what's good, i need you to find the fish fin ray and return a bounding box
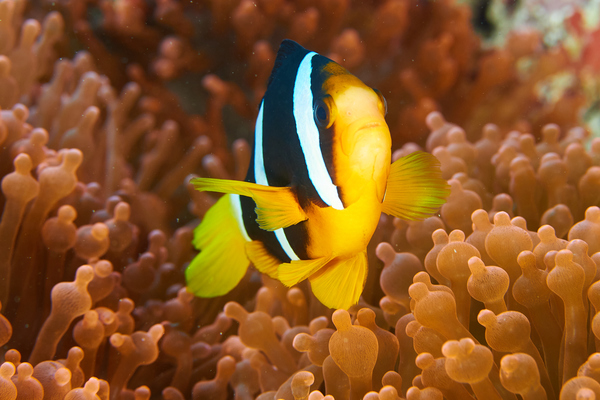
[382,151,450,220]
[186,194,250,297]
[278,256,333,287]
[192,178,307,231]
[309,251,368,310]
[245,241,280,279]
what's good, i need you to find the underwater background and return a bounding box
[1,0,600,398]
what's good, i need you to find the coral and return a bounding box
[1,0,600,400]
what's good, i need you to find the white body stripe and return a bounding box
[230,194,251,242]
[254,101,268,185]
[254,101,300,261]
[293,52,344,210]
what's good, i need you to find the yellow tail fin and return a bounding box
[308,251,368,310]
[186,194,250,297]
[382,151,450,220]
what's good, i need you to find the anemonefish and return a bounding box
[186,40,450,310]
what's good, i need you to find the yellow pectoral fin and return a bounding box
[278,256,334,288]
[186,194,250,297]
[192,177,307,231]
[308,251,368,310]
[245,240,280,279]
[382,151,450,221]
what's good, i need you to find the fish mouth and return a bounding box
[341,120,389,157]
[353,122,385,143]
[357,122,382,131]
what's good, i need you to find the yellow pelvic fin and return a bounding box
[308,251,368,310]
[186,194,250,297]
[278,256,334,288]
[192,177,307,231]
[245,240,280,279]
[381,151,450,221]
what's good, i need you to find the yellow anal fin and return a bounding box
[245,240,280,279]
[382,151,450,221]
[308,251,368,310]
[186,194,250,297]
[278,256,334,288]
[192,177,307,231]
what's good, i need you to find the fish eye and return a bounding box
[374,88,388,116]
[313,97,335,128]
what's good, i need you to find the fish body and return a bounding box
[186,40,450,309]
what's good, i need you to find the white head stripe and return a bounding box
[293,52,344,210]
[230,194,251,242]
[254,101,300,261]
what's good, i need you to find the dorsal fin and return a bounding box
[267,39,309,87]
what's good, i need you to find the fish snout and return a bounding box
[342,119,390,157]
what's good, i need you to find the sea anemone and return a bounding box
[1,0,600,399]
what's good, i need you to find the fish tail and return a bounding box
[186,194,250,297]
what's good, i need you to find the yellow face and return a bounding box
[321,70,392,205]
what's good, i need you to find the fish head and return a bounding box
[319,67,392,202]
